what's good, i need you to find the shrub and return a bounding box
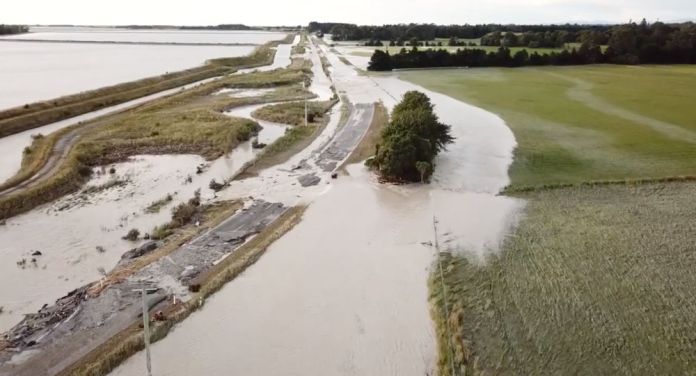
[122,228,140,241]
[171,202,197,227]
[209,179,225,192]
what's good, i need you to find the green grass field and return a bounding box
[401,65,696,375]
[398,65,696,189]
[431,182,696,375]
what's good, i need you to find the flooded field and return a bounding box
[237,35,300,73]
[2,26,286,45]
[0,76,222,185]
[0,41,254,111]
[0,95,293,333]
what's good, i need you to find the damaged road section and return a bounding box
[316,103,374,172]
[0,200,286,376]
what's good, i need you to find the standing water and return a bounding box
[0,90,295,332]
[111,40,523,376]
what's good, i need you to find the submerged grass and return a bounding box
[399,65,696,190]
[251,99,332,126]
[431,181,696,375]
[144,193,175,214]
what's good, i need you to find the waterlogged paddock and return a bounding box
[436,182,696,375]
[398,65,696,189]
[0,41,254,110]
[3,26,286,45]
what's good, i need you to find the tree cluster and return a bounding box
[365,38,444,47]
[480,30,577,48]
[0,24,29,35]
[368,91,454,183]
[308,22,609,41]
[368,21,696,70]
[447,37,478,47]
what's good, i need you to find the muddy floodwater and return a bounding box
[2,26,286,45]
[0,36,299,332]
[0,76,223,185]
[0,97,292,332]
[0,41,254,111]
[111,38,523,376]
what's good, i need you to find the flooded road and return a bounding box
[0,76,223,185]
[0,99,293,332]
[111,37,522,375]
[0,36,302,332]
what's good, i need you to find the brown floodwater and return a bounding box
[110,38,523,376]
[0,99,292,332]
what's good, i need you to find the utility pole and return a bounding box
[433,217,457,376]
[134,288,154,376]
[303,81,308,126]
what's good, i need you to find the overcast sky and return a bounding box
[4,0,694,26]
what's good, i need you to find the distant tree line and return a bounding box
[115,24,255,30]
[179,24,254,31]
[0,24,29,35]
[365,38,445,47]
[308,21,611,41]
[480,30,581,48]
[368,21,696,70]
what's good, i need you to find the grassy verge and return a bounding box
[240,99,339,176]
[251,100,331,126]
[0,34,295,139]
[0,59,312,220]
[60,205,306,376]
[431,181,696,375]
[0,130,65,193]
[398,65,696,190]
[341,102,388,167]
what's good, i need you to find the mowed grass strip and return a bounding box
[431,181,696,375]
[399,65,696,189]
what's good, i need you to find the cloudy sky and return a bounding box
[4,0,694,26]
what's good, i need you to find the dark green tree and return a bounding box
[370,91,454,182]
[367,50,393,71]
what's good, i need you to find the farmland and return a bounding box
[399,65,696,189]
[402,64,696,375]
[431,181,696,375]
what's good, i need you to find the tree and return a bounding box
[368,50,393,71]
[370,91,454,182]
